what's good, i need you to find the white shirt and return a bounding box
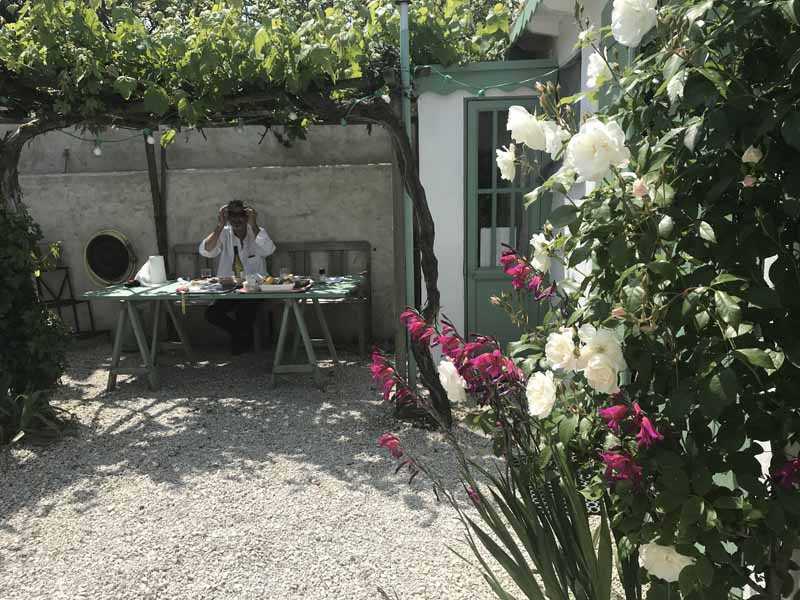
[198,225,276,277]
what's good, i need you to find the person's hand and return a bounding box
[217,205,228,228]
[246,206,258,227]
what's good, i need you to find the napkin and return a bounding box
[135,255,167,285]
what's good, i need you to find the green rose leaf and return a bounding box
[704,368,739,417]
[734,348,775,369]
[714,290,741,329]
[548,204,579,228]
[781,111,800,151]
[254,27,269,56]
[699,221,716,244]
[647,261,677,280]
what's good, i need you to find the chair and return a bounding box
[270,241,372,357]
[169,243,274,351]
[33,244,97,336]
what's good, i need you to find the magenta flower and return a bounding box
[772,458,800,489]
[400,308,436,345]
[598,404,628,433]
[378,433,404,459]
[636,416,664,448]
[500,248,518,268]
[600,451,643,483]
[467,486,481,506]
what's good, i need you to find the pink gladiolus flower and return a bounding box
[742,175,756,188]
[535,282,556,301]
[772,458,800,489]
[636,416,664,448]
[598,405,628,433]
[378,433,404,459]
[600,451,643,483]
[527,274,542,293]
[500,248,517,268]
[467,486,480,505]
[400,308,436,345]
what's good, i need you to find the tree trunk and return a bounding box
[144,134,169,272]
[300,92,452,427]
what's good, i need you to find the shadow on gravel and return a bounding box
[0,340,494,523]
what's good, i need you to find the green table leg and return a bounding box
[292,299,323,388]
[269,300,293,389]
[312,298,340,371]
[150,300,162,367]
[164,300,194,361]
[106,302,128,392]
[127,302,159,390]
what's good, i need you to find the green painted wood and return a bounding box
[464,97,553,347]
[415,59,557,96]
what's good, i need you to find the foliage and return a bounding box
[0,206,69,444]
[488,0,800,597]
[0,0,511,135]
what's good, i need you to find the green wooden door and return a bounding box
[464,98,551,347]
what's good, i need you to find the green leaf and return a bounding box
[782,112,800,151]
[710,273,746,287]
[734,348,775,369]
[547,204,579,228]
[143,86,170,116]
[705,368,739,417]
[698,67,728,98]
[647,261,677,280]
[113,76,137,100]
[254,27,269,56]
[160,128,176,147]
[714,290,741,329]
[558,414,578,444]
[699,221,716,244]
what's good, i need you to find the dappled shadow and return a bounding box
[0,340,497,527]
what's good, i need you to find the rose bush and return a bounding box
[376,0,800,598]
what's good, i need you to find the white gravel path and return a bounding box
[0,340,507,600]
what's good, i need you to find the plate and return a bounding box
[259,283,295,292]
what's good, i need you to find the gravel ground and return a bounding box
[1,340,510,600]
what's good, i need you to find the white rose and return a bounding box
[684,123,701,152]
[529,232,551,273]
[583,353,620,394]
[506,106,548,151]
[577,325,627,372]
[577,25,597,45]
[496,144,516,182]
[611,0,658,48]
[437,359,466,404]
[632,177,649,198]
[586,53,612,90]
[741,145,763,164]
[640,544,695,583]
[565,118,630,182]
[542,121,571,158]
[545,328,577,371]
[526,371,557,418]
[666,70,686,105]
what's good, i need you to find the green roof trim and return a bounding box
[414,59,558,96]
[509,0,542,45]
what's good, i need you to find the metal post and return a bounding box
[396,0,417,385]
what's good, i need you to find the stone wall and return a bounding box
[13,124,396,346]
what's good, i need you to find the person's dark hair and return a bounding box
[226,199,246,212]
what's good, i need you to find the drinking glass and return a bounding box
[200,267,213,279]
[279,266,290,280]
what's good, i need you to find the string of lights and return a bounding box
[57,128,157,156]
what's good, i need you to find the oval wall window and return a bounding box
[84,229,137,286]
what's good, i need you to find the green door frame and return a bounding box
[463,96,552,343]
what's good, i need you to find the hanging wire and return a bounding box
[57,130,146,144]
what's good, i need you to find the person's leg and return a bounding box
[232,300,260,352]
[205,300,240,352]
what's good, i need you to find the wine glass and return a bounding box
[200,268,213,279]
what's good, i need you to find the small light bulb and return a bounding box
[92,144,102,156]
[288,112,298,121]
[146,135,155,145]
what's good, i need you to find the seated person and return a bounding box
[199,200,276,354]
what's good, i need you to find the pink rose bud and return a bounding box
[742,175,756,188]
[611,307,626,319]
[632,178,649,198]
[489,295,501,305]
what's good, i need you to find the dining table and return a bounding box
[84,275,365,392]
